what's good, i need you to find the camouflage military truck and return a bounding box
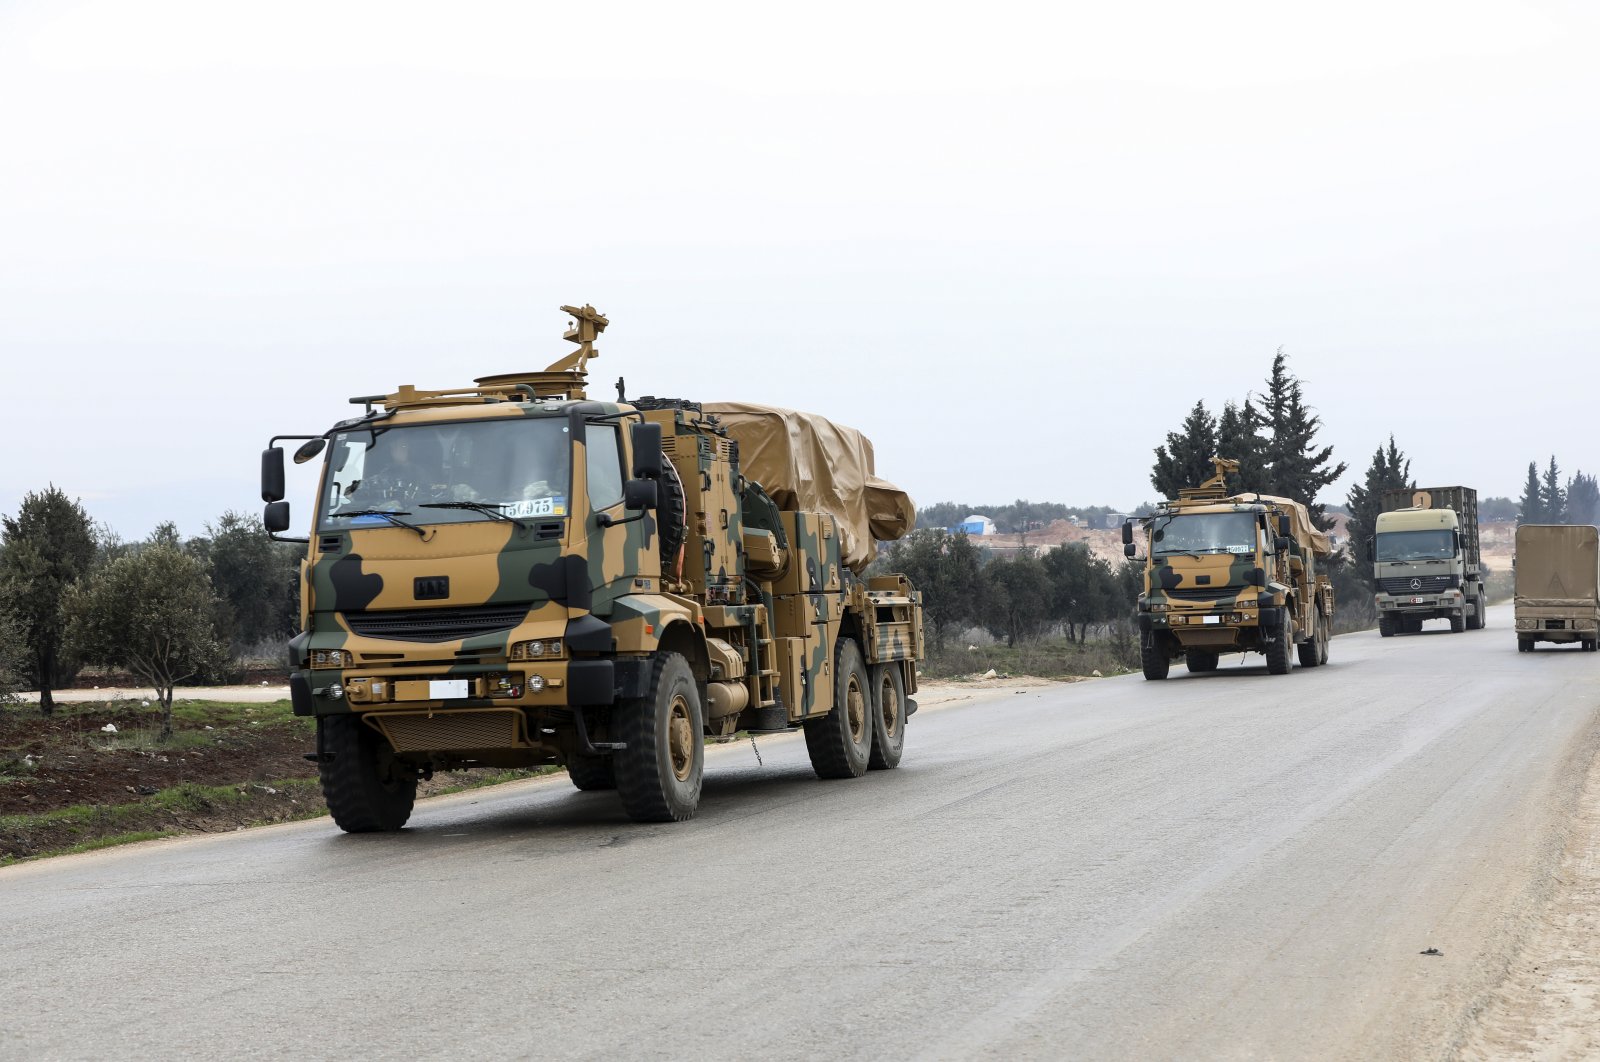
[260,305,924,831]
[1126,457,1334,679]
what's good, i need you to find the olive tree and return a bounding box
[67,540,226,740]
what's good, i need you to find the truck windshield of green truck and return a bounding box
[1375,529,1454,562]
[1151,512,1257,557]
[319,419,573,529]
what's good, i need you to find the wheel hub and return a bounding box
[879,676,899,737]
[668,695,694,782]
[847,677,867,743]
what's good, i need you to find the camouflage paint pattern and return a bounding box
[284,306,924,772]
[1137,468,1334,663]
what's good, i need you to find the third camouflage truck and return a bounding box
[1514,523,1600,652]
[260,305,924,830]
[1373,486,1485,636]
[1128,457,1334,679]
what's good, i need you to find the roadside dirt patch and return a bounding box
[1461,733,1600,1060]
[916,675,1077,710]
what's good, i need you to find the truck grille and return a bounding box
[1380,575,1454,594]
[341,604,529,642]
[1165,587,1234,601]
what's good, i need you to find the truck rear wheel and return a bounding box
[614,652,703,822]
[804,640,872,779]
[318,714,416,833]
[867,663,906,771]
[1184,649,1219,673]
[1265,615,1294,675]
[1141,634,1171,680]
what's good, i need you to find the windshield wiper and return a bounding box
[326,509,428,538]
[418,501,533,530]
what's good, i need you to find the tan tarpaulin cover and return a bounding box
[1253,495,1334,557]
[703,402,916,571]
[1515,524,1600,604]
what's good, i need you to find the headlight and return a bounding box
[310,649,352,669]
[527,674,546,693]
[511,639,564,660]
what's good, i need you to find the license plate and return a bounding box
[1412,597,1425,604]
[1202,615,1221,625]
[429,679,469,700]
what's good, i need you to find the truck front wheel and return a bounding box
[1141,634,1171,680]
[614,652,704,822]
[804,640,872,779]
[1378,614,1395,638]
[318,714,416,833]
[1265,615,1294,675]
[1450,609,1466,634]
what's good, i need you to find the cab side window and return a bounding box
[585,423,624,511]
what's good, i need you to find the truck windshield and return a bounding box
[1375,529,1454,561]
[318,418,570,530]
[1151,512,1257,557]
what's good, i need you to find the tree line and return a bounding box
[1517,458,1600,526]
[0,487,301,737]
[874,530,1141,652]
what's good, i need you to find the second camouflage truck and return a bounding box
[1127,458,1335,679]
[260,305,924,830]
[1373,486,1486,636]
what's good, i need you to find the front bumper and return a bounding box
[289,658,651,717]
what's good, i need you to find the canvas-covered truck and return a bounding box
[1127,457,1334,679]
[259,305,924,831]
[1374,486,1485,635]
[1514,524,1600,652]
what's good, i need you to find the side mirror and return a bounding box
[264,500,292,534]
[631,422,663,479]
[624,478,658,511]
[1120,521,1134,546]
[1275,536,1291,554]
[1124,542,1137,559]
[1276,514,1291,537]
[261,447,286,503]
[293,438,326,465]
[1248,567,1267,587]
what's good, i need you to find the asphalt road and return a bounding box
[4,604,1598,1061]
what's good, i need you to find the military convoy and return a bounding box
[261,305,924,831]
[1127,458,1334,679]
[1373,486,1485,635]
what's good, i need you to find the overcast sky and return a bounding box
[3,0,1598,537]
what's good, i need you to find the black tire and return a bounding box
[614,652,703,822]
[804,640,872,779]
[1378,614,1395,638]
[655,459,688,572]
[1184,649,1219,673]
[1297,610,1322,668]
[566,753,616,791]
[1518,637,1533,652]
[1142,634,1171,680]
[1265,615,1294,675]
[1466,591,1483,630]
[867,663,907,770]
[1450,609,1466,634]
[1478,593,1488,629]
[318,714,416,833]
[1317,615,1331,665]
